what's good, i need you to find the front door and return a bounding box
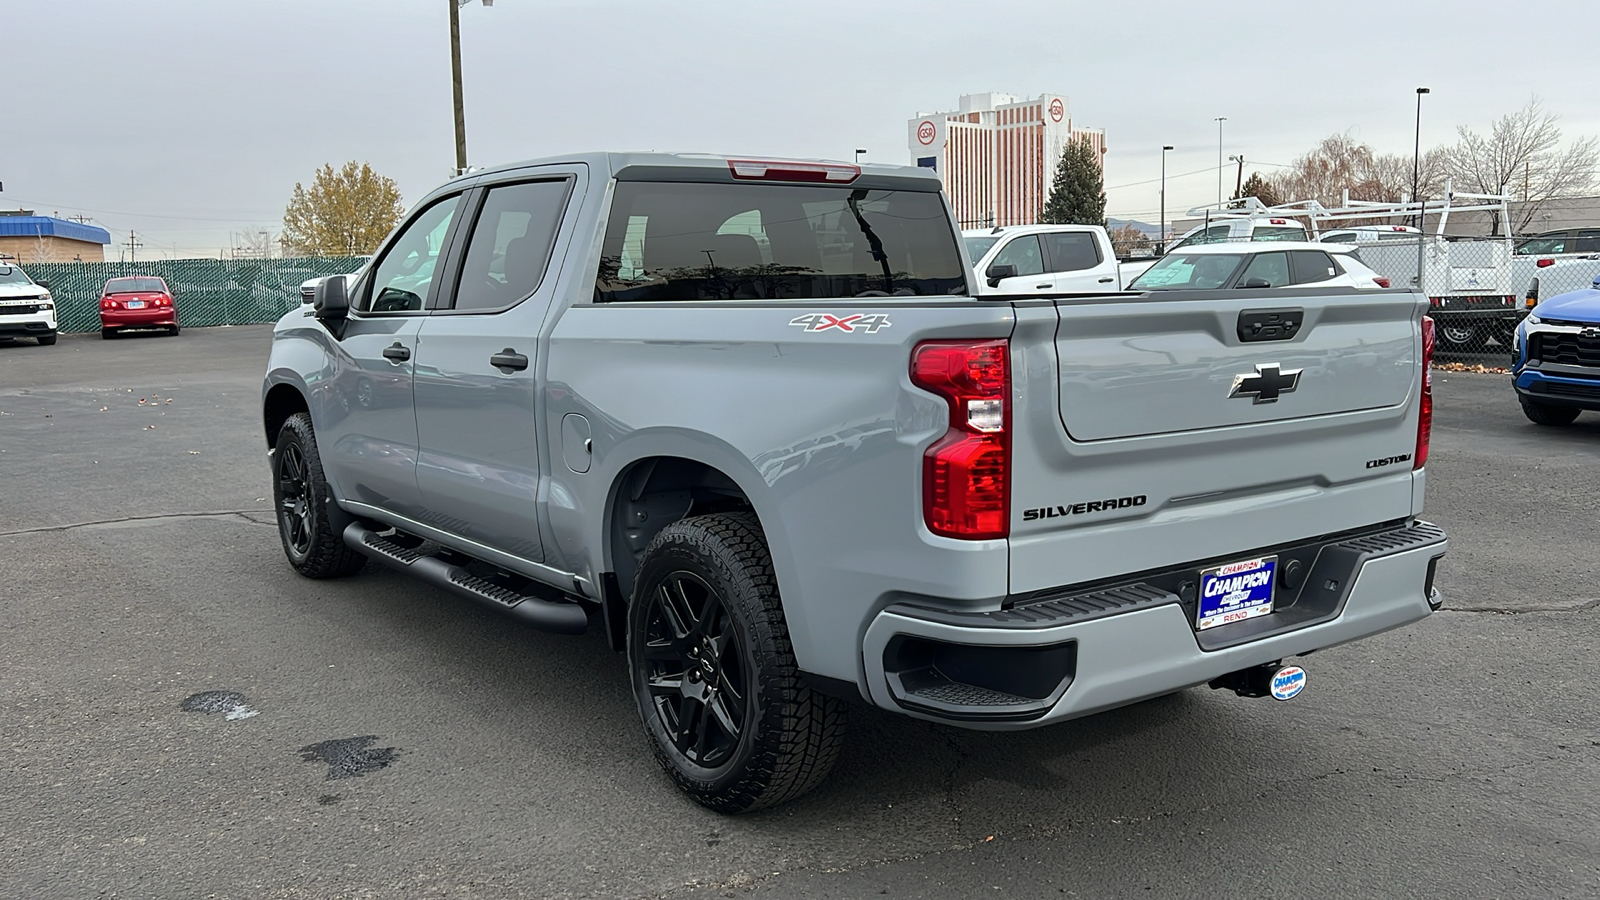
[989,234,1054,292]
[317,194,463,518]
[413,173,579,563]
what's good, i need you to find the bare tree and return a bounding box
[1107,224,1151,258]
[1438,97,1599,232]
[233,229,278,259]
[1270,133,1422,209]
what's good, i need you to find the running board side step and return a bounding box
[342,523,588,635]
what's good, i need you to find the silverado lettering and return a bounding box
[1022,495,1147,521]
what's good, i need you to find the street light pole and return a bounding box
[854,149,866,165]
[1215,117,1226,206]
[1412,87,1430,223]
[1160,145,1173,250]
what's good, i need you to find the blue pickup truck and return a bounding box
[1513,273,1600,425]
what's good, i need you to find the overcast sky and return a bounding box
[7,0,1598,257]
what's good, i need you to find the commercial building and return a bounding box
[0,211,112,263]
[906,92,1105,228]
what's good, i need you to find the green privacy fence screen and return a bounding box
[24,256,366,333]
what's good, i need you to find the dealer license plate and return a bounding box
[1197,555,1277,631]
[126,300,145,309]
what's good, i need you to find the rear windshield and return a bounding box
[1250,225,1307,242]
[0,266,32,286]
[595,182,968,301]
[106,277,165,294]
[1128,252,1246,290]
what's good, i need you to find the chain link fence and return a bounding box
[20,256,365,333]
[1345,236,1527,363]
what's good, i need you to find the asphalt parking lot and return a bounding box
[2,326,1597,900]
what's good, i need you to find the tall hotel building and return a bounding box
[907,92,1106,228]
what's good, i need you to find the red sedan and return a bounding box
[100,276,180,338]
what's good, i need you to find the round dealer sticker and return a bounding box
[1270,666,1307,701]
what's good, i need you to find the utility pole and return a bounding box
[125,230,143,264]
[1229,155,1245,200]
[1160,145,1173,251]
[449,0,468,176]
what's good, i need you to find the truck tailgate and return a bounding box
[1007,289,1428,595]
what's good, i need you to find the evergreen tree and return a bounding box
[1234,172,1283,207]
[1040,137,1106,226]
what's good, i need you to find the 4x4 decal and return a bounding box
[789,313,892,334]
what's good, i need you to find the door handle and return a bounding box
[1035,283,1054,289]
[1098,276,1115,283]
[490,349,529,373]
[382,342,410,363]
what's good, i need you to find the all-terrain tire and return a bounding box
[273,412,366,578]
[628,511,845,813]
[36,332,56,346]
[1520,399,1581,426]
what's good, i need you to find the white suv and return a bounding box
[0,261,57,345]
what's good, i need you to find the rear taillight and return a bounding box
[1415,316,1434,470]
[100,298,114,310]
[1373,276,1391,288]
[911,339,1010,540]
[1536,258,1555,268]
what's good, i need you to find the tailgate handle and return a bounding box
[1237,308,1304,343]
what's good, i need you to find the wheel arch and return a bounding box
[263,380,310,449]
[603,454,769,603]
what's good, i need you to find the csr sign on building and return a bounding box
[906,92,1105,228]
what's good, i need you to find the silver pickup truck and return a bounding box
[262,152,1447,813]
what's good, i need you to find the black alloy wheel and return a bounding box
[640,571,749,769]
[277,442,314,558]
[272,412,366,578]
[628,512,845,813]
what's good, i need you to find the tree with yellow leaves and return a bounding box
[281,161,404,257]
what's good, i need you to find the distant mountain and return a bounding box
[1107,217,1160,236]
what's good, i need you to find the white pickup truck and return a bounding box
[963,224,1152,294]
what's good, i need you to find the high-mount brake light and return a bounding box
[727,159,860,183]
[911,340,1010,540]
[1269,218,1287,224]
[1415,316,1434,470]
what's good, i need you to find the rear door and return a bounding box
[411,168,582,561]
[1041,230,1118,291]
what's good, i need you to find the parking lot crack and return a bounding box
[0,509,272,537]
[1438,598,1600,615]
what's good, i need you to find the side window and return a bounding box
[1237,252,1291,287]
[362,195,461,313]
[1575,232,1600,253]
[452,180,571,312]
[1042,232,1103,272]
[1321,232,1355,244]
[1289,250,1339,284]
[990,235,1045,277]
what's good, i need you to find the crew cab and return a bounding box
[262,152,1447,813]
[1126,242,1389,292]
[963,224,1142,294]
[1512,272,1600,425]
[0,261,58,345]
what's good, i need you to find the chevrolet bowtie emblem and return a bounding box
[1229,363,1302,403]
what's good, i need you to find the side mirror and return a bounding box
[1592,274,1600,289]
[35,280,50,290]
[985,263,1017,288]
[1240,277,1272,289]
[313,275,349,322]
